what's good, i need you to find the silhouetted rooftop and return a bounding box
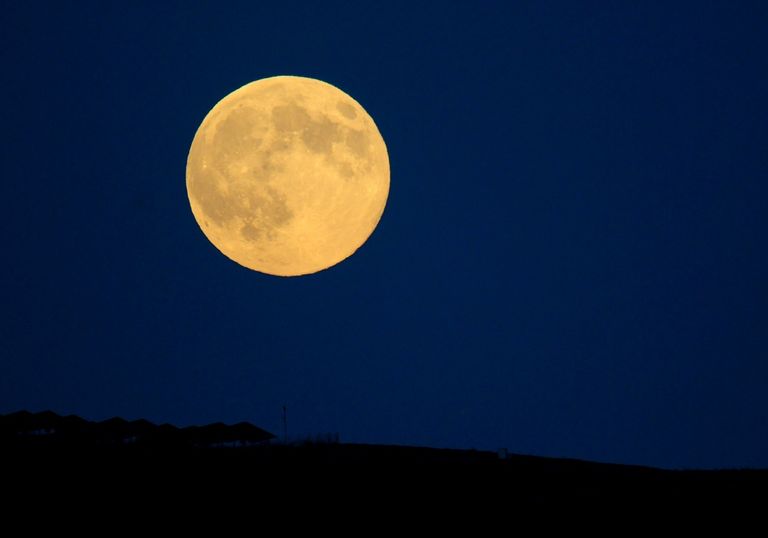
[0,410,275,448]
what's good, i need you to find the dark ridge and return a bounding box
[2,410,766,504]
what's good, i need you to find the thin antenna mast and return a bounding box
[282,404,288,444]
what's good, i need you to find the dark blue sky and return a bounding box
[2,1,767,469]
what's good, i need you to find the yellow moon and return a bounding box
[186,76,390,276]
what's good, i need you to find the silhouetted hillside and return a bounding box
[2,410,765,505]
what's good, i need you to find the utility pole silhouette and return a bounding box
[282,404,288,444]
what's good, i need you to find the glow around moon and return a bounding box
[186,76,390,276]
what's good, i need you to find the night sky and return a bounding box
[3,1,767,469]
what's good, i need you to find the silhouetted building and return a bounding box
[0,410,275,449]
[183,421,275,448]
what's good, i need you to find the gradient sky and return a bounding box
[2,1,767,469]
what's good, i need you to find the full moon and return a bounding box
[186,76,390,276]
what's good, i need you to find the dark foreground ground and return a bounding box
[4,438,766,506]
[2,411,765,508]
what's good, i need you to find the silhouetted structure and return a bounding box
[0,410,275,449]
[184,421,275,448]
